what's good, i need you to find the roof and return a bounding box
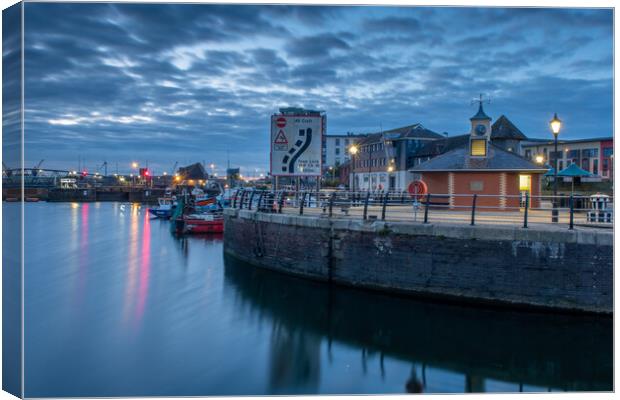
[410,142,548,173]
[413,134,470,157]
[470,103,491,121]
[557,163,592,177]
[178,163,208,180]
[491,115,527,141]
[357,124,443,145]
[522,136,613,146]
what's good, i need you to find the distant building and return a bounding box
[411,102,547,210]
[322,133,367,169]
[521,137,613,180]
[350,124,443,191]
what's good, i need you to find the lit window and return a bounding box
[470,139,487,156]
[519,175,531,191]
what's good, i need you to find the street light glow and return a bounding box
[349,144,359,155]
[550,113,562,136]
[535,155,544,164]
[131,162,138,169]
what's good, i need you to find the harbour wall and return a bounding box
[223,209,613,314]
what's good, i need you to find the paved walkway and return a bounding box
[280,204,612,231]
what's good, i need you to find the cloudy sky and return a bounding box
[20,3,612,175]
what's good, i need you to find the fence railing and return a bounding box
[229,189,613,230]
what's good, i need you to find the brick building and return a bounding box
[410,102,547,210]
[350,124,443,191]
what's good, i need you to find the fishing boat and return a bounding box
[147,197,176,219]
[174,212,224,234]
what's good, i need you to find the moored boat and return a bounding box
[174,212,224,234]
[148,197,176,219]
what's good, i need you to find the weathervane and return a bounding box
[471,93,491,107]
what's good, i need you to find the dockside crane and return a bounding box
[97,161,108,176]
[2,162,12,177]
[32,159,44,176]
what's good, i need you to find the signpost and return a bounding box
[270,113,323,177]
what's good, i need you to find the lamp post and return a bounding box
[550,113,562,223]
[348,144,359,193]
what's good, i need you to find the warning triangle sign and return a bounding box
[274,130,288,144]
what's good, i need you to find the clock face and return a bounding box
[475,124,487,135]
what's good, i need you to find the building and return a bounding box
[322,133,367,169]
[410,102,547,210]
[350,124,444,191]
[521,137,613,180]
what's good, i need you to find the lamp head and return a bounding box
[349,144,359,155]
[550,113,562,136]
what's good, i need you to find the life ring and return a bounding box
[408,180,427,200]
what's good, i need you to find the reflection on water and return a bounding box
[22,202,612,397]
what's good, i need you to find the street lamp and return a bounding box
[550,113,562,223]
[349,144,359,192]
[535,155,544,164]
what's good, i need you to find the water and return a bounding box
[17,202,612,396]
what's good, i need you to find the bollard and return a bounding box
[363,191,370,220]
[569,194,574,230]
[423,193,431,223]
[300,192,307,215]
[248,190,256,211]
[470,194,477,226]
[381,191,388,221]
[523,192,529,228]
[328,192,335,218]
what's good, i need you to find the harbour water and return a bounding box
[17,202,612,396]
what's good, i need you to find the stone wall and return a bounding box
[223,209,613,313]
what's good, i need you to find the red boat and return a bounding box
[174,213,224,234]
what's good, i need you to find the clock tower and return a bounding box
[469,95,492,157]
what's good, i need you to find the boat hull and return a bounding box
[175,217,224,234]
[148,207,173,219]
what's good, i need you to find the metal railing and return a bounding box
[230,189,613,230]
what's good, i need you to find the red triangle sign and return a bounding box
[274,130,288,144]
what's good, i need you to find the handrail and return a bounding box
[234,189,612,230]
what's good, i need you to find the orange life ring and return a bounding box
[407,180,427,200]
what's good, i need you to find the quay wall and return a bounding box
[223,209,613,314]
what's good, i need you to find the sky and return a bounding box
[15,3,613,175]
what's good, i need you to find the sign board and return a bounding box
[270,114,323,176]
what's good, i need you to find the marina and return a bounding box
[16,201,612,396]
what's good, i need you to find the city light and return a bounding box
[550,113,562,136]
[535,155,544,164]
[349,144,359,155]
[131,162,138,169]
[387,165,394,172]
[163,171,167,176]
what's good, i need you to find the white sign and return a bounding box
[270,114,323,176]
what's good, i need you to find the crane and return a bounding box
[171,161,178,175]
[2,162,11,177]
[32,159,44,176]
[97,161,108,176]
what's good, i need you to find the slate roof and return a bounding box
[413,134,470,157]
[178,162,208,180]
[356,124,443,145]
[470,103,491,121]
[491,115,527,140]
[410,142,548,172]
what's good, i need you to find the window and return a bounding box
[567,149,580,159]
[470,139,486,156]
[525,149,532,159]
[519,175,532,191]
[603,147,613,157]
[558,161,564,171]
[603,158,609,171]
[335,148,340,155]
[582,158,589,171]
[335,138,340,146]
[345,139,350,146]
[593,159,599,175]
[582,148,598,158]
